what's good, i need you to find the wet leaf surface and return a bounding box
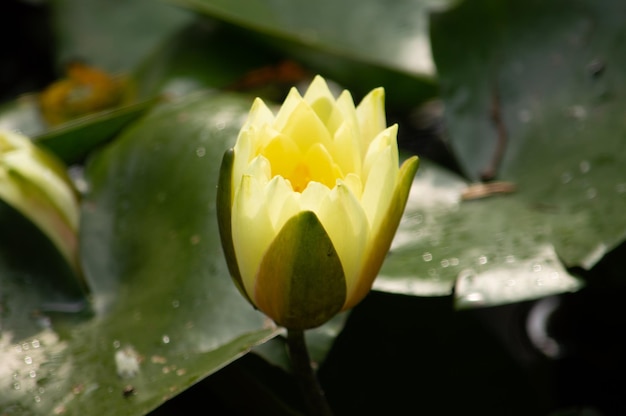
[430,0,626,267]
[0,92,280,415]
[376,0,626,306]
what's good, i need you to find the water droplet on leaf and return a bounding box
[579,160,591,173]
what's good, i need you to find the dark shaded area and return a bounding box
[0,0,56,101]
[0,200,89,343]
[149,282,626,416]
[150,353,303,416]
[319,293,546,415]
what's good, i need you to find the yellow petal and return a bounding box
[335,90,359,131]
[356,87,386,152]
[232,161,275,296]
[363,124,399,181]
[344,156,419,310]
[265,175,299,231]
[232,128,260,202]
[303,75,337,125]
[273,87,305,131]
[316,181,369,302]
[276,99,333,154]
[241,97,275,132]
[332,122,361,176]
[301,143,343,191]
[260,132,302,186]
[361,126,399,230]
[298,180,329,213]
[342,172,363,201]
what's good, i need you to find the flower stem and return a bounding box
[286,329,333,416]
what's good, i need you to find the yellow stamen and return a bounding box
[289,162,311,193]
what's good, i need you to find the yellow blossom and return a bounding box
[217,76,418,329]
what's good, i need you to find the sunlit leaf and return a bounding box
[376,0,626,307]
[170,0,455,107]
[0,92,280,415]
[430,0,626,267]
[377,158,583,308]
[35,98,158,164]
[52,0,192,72]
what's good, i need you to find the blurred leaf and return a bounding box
[133,19,282,100]
[0,95,156,165]
[0,95,45,137]
[375,0,626,307]
[0,92,280,415]
[35,98,158,164]
[170,0,455,108]
[52,0,192,73]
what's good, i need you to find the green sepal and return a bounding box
[254,211,347,330]
[216,147,252,304]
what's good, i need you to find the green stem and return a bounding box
[287,329,333,416]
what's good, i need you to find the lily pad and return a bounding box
[0,94,157,165]
[133,19,281,100]
[430,0,626,267]
[376,158,583,308]
[52,0,192,73]
[170,0,454,107]
[0,92,280,415]
[34,98,158,164]
[375,0,626,307]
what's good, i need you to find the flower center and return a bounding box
[260,137,343,193]
[289,162,312,193]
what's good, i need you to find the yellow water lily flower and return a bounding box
[217,76,418,329]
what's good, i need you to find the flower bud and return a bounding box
[217,76,418,329]
[0,130,80,274]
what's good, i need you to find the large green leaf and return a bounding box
[170,0,453,107]
[377,158,583,308]
[376,0,626,307]
[52,0,192,73]
[133,19,280,100]
[430,0,626,265]
[0,95,157,165]
[0,92,279,415]
[34,99,158,164]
